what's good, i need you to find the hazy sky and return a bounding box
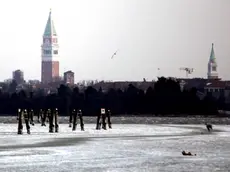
[1,0,230,82]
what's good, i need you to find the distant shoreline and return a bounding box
[0,116,229,125]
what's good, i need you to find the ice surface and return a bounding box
[0,124,229,172]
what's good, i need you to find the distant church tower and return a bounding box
[41,9,59,83]
[207,43,218,79]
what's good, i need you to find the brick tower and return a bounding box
[41,9,59,83]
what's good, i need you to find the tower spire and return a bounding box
[43,9,57,36]
[209,43,216,62]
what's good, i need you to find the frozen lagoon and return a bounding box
[0,124,229,172]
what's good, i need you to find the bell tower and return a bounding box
[41,9,59,83]
[207,43,218,79]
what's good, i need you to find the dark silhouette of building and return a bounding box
[13,70,24,85]
[64,71,74,85]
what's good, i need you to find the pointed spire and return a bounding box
[209,43,216,63]
[43,9,57,36]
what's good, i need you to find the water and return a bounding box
[0,124,229,172]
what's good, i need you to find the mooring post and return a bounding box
[17,109,23,135]
[107,109,112,129]
[78,109,84,131]
[24,109,31,134]
[72,109,77,131]
[54,108,59,133]
[48,109,54,133]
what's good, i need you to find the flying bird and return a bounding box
[111,50,118,59]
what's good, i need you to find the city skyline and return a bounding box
[0,0,230,82]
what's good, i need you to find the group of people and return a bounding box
[17,108,113,134]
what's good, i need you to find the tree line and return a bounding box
[0,77,224,116]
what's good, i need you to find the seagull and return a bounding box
[111,50,118,59]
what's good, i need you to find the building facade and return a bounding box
[41,9,59,83]
[207,43,218,79]
[64,71,75,85]
[13,70,24,85]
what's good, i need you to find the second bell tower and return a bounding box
[207,43,218,79]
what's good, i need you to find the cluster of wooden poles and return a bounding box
[17,108,112,135]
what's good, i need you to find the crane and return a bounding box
[179,67,194,78]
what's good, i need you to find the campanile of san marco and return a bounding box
[41,9,60,83]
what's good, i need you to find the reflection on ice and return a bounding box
[0,124,229,172]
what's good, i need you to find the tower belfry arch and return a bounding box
[41,9,60,83]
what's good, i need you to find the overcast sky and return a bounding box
[0,0,230,82]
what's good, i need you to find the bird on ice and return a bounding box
[111,50,118,59]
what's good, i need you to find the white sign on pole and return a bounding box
[101,108,106,114]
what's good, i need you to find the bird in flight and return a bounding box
[111,50,119,59]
